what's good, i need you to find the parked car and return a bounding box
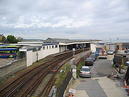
[98,55,107,59]
[89,54,97,61]
[85,57,94,66]
[126,61,129,66]
[98,50,107,59]
[107,50,114,55]
[95,51,99,57]
[80,66,91,78]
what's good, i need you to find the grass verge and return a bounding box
[55,63,71,88]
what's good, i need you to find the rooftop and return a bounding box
[82,66,89,68]
[44,38,100,43]
[19,46,42,51]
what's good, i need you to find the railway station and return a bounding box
[0,38,101,67]
[0,38,93,67]
[0,38,92,97]
[0,0,129,96]
[18,38,91,66]
[1,39,129,97]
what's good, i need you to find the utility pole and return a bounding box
[72,48,76,79]
[36,48,39,62]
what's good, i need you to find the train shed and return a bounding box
[44,38,90,52]
[16,38,91,66]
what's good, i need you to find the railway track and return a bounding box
[0,48,89,97]
[38,49,90,97]
[17,53,72,97]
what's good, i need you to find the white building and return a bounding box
[18,38,91,67]
[17,41,43,46]
[90,43,97,53]
[19,43,59,66]
[90,40,105,53]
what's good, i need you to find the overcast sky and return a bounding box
[0,0,129,40]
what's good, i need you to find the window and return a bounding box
[43,46,45,50]
[55,45,58,48]
[52,45,54,48]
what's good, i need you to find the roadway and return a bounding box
[91,59,113,77]
[66,55,128,97]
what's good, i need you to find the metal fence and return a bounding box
[56,71,72,97]
[114,54,128,65]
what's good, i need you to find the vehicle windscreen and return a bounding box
[86,58,93,61]
[90,54,95,57]
[108,50,113,52]
[81,68,90,71]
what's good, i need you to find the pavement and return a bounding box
[0,58,14,68]
[91,59,114,77]
[96,77,127,97]
[76,78,107,97]
[65,55,128,97]
[69,77,128,97]
[0,58,26,78]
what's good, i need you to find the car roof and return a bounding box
[87,57,93,59]
[108,50,114,51]
[86,58,94,61]
[82,66,89,68]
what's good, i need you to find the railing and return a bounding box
[56,72,72,97]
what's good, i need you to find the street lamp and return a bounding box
[36,47,39,62]
[73,48,75,56]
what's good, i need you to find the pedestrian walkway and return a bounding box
[76,79,107,97]
[93,77,128,97]
[66,77,128,97]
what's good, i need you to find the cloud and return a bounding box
[0,0,129,40]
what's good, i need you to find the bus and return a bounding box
[0,45,19,58]
[0,44,19,48]
[0,48,18,58]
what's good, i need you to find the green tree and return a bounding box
[0,34,6,43]
[7,35,18,43]
[2,36,6,42]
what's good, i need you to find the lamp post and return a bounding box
[72,48,75,57]
[72,48,76,79]
[36,47,39,62]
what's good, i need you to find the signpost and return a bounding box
[72,67,77,79]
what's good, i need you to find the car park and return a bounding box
[89,54,96,61]
[85,57,94,66]
[80,66,91,78]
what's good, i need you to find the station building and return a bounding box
[90,41,106,53]
[18,38,91,66]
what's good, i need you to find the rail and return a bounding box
[0,48,90,97]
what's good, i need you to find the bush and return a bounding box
[76,61,85,78]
